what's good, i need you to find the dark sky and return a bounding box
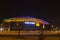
[0,0,60,27]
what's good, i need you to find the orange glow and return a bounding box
[12,20,15,22]
[1,24,3,26]
[0,24,3,26]
[36,23,40,27]
[16,20,19,22]
[5,20,11,22]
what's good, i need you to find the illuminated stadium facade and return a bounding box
[2,17,50,31]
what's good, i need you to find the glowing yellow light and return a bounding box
[12,20,15,22]
[19,20,21,21]
[36,23,40,27]
[5,20,11,22]
[16,20,19,22]
[22,19,24,21]
[43,25,45,29]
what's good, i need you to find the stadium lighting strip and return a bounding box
[3,17,49,25]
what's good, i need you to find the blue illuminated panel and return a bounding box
[24,22,35,24]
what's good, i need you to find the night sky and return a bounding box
[0,0,60,27]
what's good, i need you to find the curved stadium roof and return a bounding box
[3,17,49,25]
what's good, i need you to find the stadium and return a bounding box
[3,17,49,30]
[0,17,50,35]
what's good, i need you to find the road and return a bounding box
[0,34,60,40]
[0,30,60,35]
[0,30,60,40]
[0,35,39,40]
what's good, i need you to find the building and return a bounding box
[0,17,52,35]
[1,17,50,31]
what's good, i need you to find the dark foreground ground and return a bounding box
[0,34,60,40]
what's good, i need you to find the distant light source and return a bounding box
[0,27,4,32]
[0,24,3,26]
[43,25,45,29]
[51,25,54,28]
[36,23,40,27]
[5,20,11,22]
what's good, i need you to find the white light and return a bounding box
[25,22,35,24]
[0,27,4,31]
